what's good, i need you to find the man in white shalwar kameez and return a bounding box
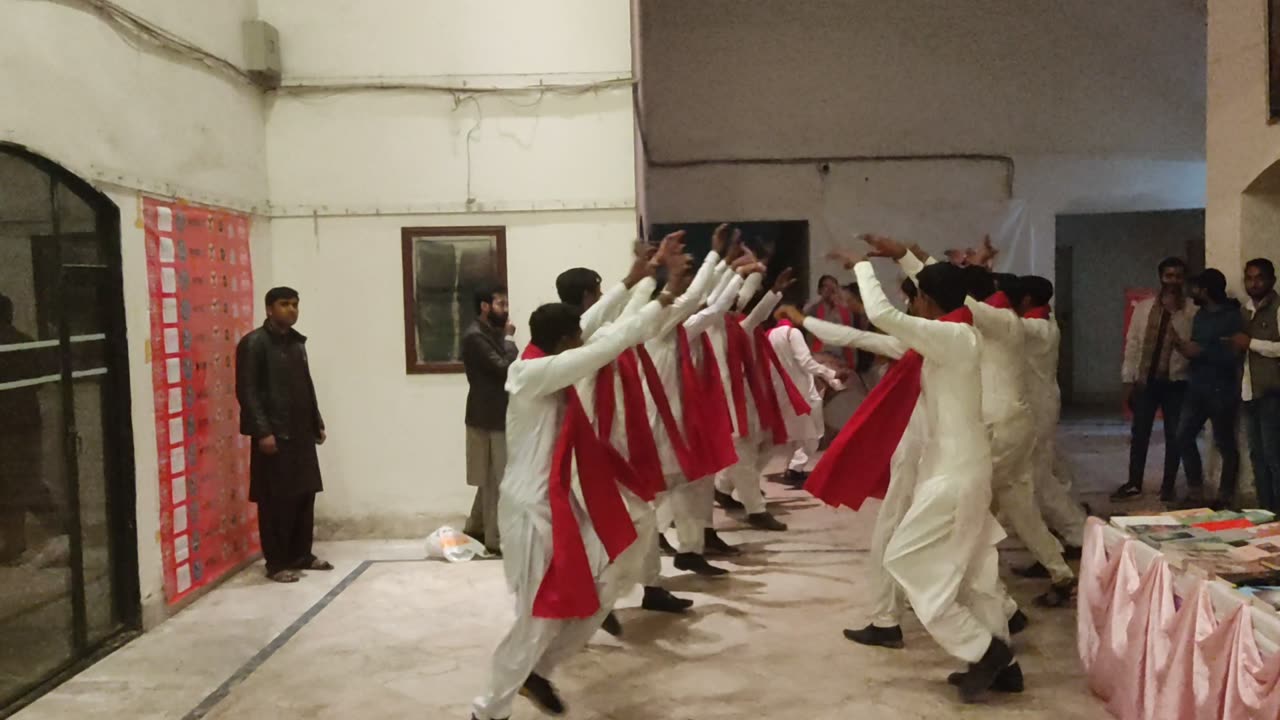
[471,289,676,720]
[845,251,1020,702]
[766,304,844,487]
[710,272,790,530]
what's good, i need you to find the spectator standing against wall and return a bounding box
[1233,259,1280,512]
[1113,257,1196,502]
[461,285,517,556]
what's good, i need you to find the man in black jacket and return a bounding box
[461,284,517,555]
[236,286,330,583]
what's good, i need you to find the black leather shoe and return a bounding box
[704,528,740,555]
[641,586,693,613]
[1008,609,1029,636]
[782,469,808,487]
[842,624,904,649]
[1013,562,1049,579]
[747,512,788,531]
[1036,578,1077,608]
[957,638,1016,702]
[657,534,677,556]
[948,661,1024,693]
[600,612,623,637]
[674,552,729,576]
[715,490,745,511]
[1063,544,1082,561]
[520,673,566,715]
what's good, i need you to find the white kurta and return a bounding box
[803,317,923,628]
[1023,313,1087,548]
[473,300,662,720]
[854,261,1010,665]
[768,324,839,441]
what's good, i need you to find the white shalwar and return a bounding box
[1022,312,1087,548]
[472,301,663,720]
[854,261,1011,665]
[710,277,783,514]
[767,323,840,472]
[802,317,922,629]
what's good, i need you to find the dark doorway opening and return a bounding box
[647,220,811,305]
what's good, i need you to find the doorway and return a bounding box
[0,144,139,715]
[647,220,811,304]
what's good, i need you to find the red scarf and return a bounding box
[676,325,738,476]
[806,306,974,510]
[634,344,702,480]
[985,291,1012,309]
[521,344,638,619]
[1023,305,1051,320]
[755,325,812,444]
[592,349,665,499]
[814,302,856,367]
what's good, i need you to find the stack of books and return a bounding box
[1110,509,1280,587]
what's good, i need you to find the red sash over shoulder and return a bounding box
[1023,305,1051,320]
[522,344,639,619]
[805,307,974,510]
[756,325,812,444]
[593,349,665,500]
[635,343,702,481]
[676,325,737,476]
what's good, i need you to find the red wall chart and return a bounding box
[143,198,258,604]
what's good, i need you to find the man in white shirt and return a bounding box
[1113,257,1195,502]
[766,302,845,487]
[1232,258,1280,512]
[471,287,677,720]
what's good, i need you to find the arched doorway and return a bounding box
[0,144,139,713]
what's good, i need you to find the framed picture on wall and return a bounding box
[401,226,507,374]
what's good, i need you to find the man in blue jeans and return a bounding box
[1232,259,1280,512]
[1172,269,1244,508]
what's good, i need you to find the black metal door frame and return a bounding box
[0,143,140,718]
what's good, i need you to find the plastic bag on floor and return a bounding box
[425,526,489,562]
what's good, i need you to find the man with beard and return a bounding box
[1232,259,1280,511]
[1113,257,1196,502]
[1171,269,1243,507]
[462,284,519,555]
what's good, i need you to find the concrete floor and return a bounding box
[11,418,1159,720]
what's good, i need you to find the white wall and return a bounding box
[259,0,637,536]
[0,0,269,626]
[1206,0,1280,283]
[639,0,1207,282]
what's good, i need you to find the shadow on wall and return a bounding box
[1056,209,1205,410]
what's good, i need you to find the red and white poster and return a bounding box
[143,198,258,604]
[1122,287,1157,419]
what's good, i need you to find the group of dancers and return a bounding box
[469,226,1090,719]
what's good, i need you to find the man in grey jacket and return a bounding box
[461,284,517,555]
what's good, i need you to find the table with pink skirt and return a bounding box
[1079,517,1280,718]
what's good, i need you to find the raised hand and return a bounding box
[863,235,908,260]
[726,230,746,263]
[625,240,657,287]
[711,223,732,256]
[667,254,696,294]
[908,243,932,263]
[826,248,860,270]
[772,267,797,293]
[653,230,687,265]
[732,246,760,272]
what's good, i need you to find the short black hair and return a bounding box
[1158,257,1187,274]
[0,293,12,324]
[900,277,918,301]
[993,273,1021,296]
[916,263,968,313]
[473,283,507,314]
[818,274,839,289]
[1018,275,1054,307]
[556,268,602,307]
[529,302,581,353]
[961,266,996,302]
[1247,258,1276,280]
[1193,268,1228,303]
[843,283,861,300]
[264,287,299,307]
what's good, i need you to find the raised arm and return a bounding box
[660,249,721,335]
[735,272,764,311]
[580,282,629,341]
[513,301,665,398]
[964,295,1022,340]
[620,277,658,320]
[706,262,738,308]
[802,317,908,359]
[742,288,781,332]
[855,261,973,361]
[685,272,744,337]
[786,326,839,382]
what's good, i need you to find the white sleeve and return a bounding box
[659,251,721,336]
[1022,316,1054,345]
[964,295,1022,340]
[685,272,744,338]
[513,302,664,398]
[1121,299,1149,384]
[855,261,972,361]
[705,263,737,308]
[735,272,764,311]
[580,282,630,342]
[620,277,657,320]
[898,252,933,283]
[741,289,781,332]
[1250,338,1280,359]
[789,327,838,381]
[802,317,908,359]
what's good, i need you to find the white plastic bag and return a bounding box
[425,526,490,563]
